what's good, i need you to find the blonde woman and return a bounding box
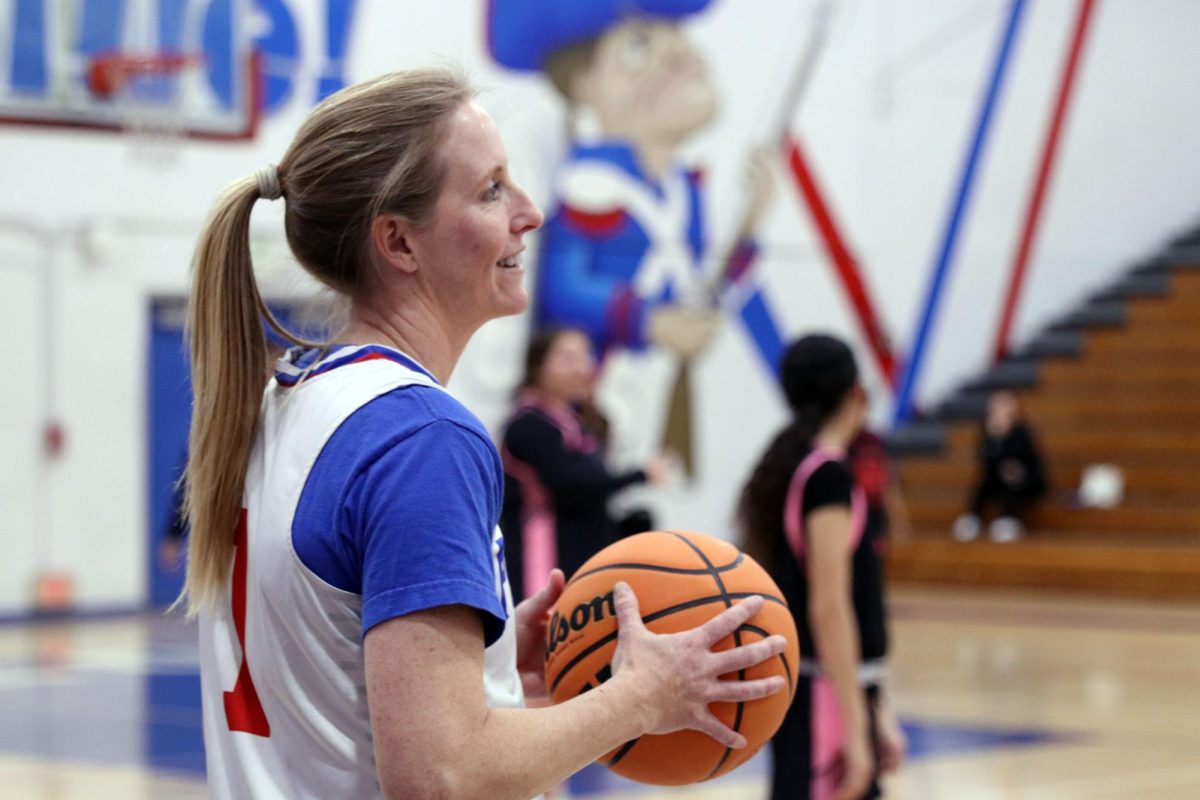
[183,67,786,799]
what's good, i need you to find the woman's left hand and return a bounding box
[513,569,566,700]
[738,146,775,238]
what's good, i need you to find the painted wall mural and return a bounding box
[489,0,785,488]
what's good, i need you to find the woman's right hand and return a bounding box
[836,728,875,800]
[608,581,787,748]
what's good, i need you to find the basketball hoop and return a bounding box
[86,53,199,98]
[1,0,260,146]
[85,52,209,164]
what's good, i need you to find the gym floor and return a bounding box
[1,587,1197,799]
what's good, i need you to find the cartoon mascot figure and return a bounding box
[489,0,784,499]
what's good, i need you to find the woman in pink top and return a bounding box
[500,326,667,600]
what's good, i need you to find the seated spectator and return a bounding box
[953,391,1046,543]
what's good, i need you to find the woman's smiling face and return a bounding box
[407,101,544,329]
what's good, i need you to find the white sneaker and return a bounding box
[989,516,1024,543]
[953,514,981,542]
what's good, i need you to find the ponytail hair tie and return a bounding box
[255,164,283,201]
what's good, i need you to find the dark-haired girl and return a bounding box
[500,326,667,600]
[740,335,906,800]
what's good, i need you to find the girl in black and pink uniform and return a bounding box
[740,335,907,800]
[500,327,667,601]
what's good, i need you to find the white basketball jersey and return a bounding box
[199,349,524,799]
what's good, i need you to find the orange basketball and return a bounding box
[543,530,800,786]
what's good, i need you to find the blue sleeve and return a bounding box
[350,420,507,644]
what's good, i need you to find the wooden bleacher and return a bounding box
[889,262,1200,600]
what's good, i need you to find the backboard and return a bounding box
[0,0,259,140]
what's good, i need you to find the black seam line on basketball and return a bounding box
[738,622,795,698]
[605,736,640,768]
[570,553,744,582]
[665,531,744,782]
[549,592,786,694]
[727,592,788,609]
[706,738,735,779]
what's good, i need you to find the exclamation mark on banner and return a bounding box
[317,0,358,101]
[10,0,48,93]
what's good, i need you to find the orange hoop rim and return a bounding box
[86,52,205,98]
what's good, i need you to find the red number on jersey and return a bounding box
[224,509,271,736]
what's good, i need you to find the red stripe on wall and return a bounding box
[993,0,1098,361]
[784,135,898,384]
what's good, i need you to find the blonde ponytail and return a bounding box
[181,177,315,614]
